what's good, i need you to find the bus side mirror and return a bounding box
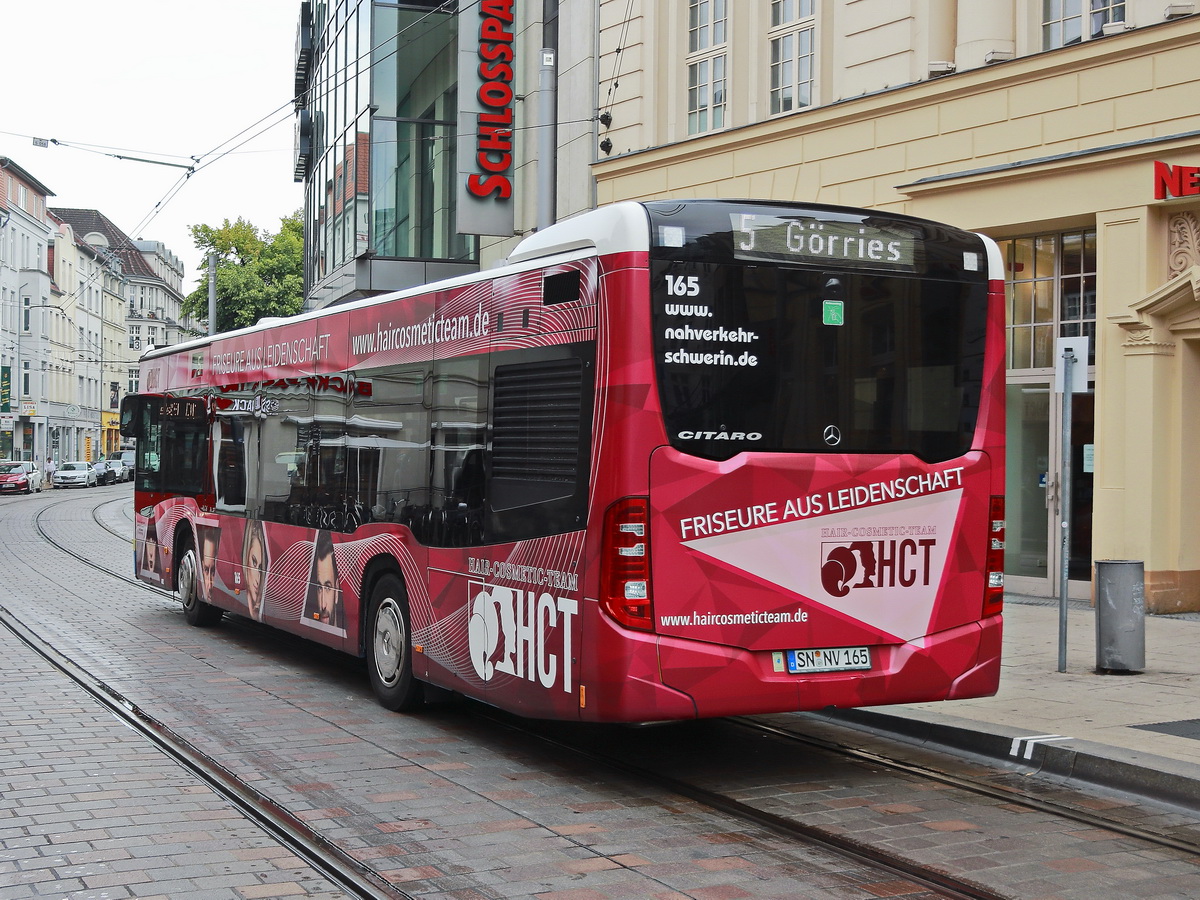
[120,395,144,438]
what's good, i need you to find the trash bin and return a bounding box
[1094,559,1146,673]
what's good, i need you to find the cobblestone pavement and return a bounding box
[2,488,1199,899]
[1,623,350,900]
[0,490,948,899]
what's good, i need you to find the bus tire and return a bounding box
[178,537,222,627]
[366,572,423,711]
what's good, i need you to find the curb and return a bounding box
[817,707,1200,814]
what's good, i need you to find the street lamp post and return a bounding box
[16,285,27,461]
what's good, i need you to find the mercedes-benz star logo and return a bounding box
[823,425,842,446]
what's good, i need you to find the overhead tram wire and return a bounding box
[36,0,459,262]
[125,0,461,241]
[6,1,463,247]
[193,0,459,168]
[0,129,199,167]
[45,139,198,173]
[599,0,637,131]
[14,0,574,257]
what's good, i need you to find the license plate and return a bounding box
[787,646,871,674]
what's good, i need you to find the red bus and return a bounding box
[121,199,1005,723]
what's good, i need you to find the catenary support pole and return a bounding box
[207,252,217,336]
[536,0,559,231]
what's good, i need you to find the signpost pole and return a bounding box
[1057,348,1075,673]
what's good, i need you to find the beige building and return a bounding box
[592,1,1200,612]
[48,217,126,461]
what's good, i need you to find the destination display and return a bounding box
[730,212,919,271]
[160,396,206,422]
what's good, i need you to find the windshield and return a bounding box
[0,464,23,474]
[63,463,87,471]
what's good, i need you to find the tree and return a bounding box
[182,211,304,333]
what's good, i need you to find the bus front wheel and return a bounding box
[367,573,423,711]
[178,539,222,627]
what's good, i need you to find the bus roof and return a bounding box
[142,199,1000,363]
[141,201,654,362]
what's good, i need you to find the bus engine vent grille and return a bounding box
[492,358,583,483]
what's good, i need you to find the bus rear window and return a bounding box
[652,262,988,462]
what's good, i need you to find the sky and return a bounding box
[1,0,306,294]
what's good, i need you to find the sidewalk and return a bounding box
[824,596,1200,811]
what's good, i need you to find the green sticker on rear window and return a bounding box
[822,299,844,326]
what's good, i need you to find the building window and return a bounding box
[687,56,726,134]
[686,0,727,135]
[771,0,813,27]
[689,0,726,52]
[366,4,471,265]
[769,0,815,116]
[1001,229,1097,370]
[1043,0,1125,49]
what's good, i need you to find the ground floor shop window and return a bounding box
[1000,228,1096,595]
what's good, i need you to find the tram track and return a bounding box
[20,491,1007,898]
[477,709,1013,900]
[34,491,153,589]
[0,605,414,900]
[91,491,136,542]
[482,710,1200,900]
[11,492,416,900]
[17,490,1200,899]
[731,716,1200,857]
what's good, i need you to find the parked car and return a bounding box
[106,449,135,482]
[92,460,117,485]
[54,461,99,488]
[0,461,43,494]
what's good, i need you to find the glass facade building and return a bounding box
[296,1,477,310]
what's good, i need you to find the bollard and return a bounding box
[1094,559,1146,674]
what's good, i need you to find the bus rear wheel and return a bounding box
[367,572,423,711]
[178,538,222,627]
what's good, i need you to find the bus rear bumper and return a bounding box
[648,615,1003,720]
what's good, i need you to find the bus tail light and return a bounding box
[601,497,654,632]
[983,495,1005,617]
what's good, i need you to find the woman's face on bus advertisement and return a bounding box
[244,531,265,619]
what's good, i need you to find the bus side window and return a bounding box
[259,383,314,526]
[353,365,430,538]
[215,416,249,512]
[431,357,488,547]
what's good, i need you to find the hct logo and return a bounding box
[467,582,578,692]
[820,539,937,597]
